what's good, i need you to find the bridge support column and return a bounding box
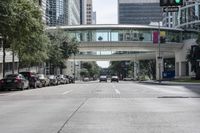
[156,52,164,81]
[134,61,139,80]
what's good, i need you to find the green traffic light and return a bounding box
[175,0,181,3]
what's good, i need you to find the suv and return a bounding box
[99,75,107,82]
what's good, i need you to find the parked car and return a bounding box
[83,77,89,82]
[37,74,50,87]
[65,75,75,83]
[123,77,133,81]
[99,75,107,82]
[48,75,58,86]
[0,74,29,91]
[19,71,41,88]
[57,75,68,84]
[29,76,43,88]
[111,76,119,82]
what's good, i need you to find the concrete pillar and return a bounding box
[156,52,164,80]
[175,62,180,78]
[134,60,139,80]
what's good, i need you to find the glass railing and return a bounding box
[70,29,187,43]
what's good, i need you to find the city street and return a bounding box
[0,81,200,133]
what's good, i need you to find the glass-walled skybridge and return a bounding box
[47,24,198,61]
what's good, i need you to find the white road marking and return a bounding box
[62,90,73,95]
[115,89,120,94]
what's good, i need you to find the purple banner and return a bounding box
[153,31,158,44]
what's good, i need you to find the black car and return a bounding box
[99,75,107,82]
[111,76,119,82]
[0,74,29,91]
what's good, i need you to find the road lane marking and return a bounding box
[62,90,73,95]
[115,89,120,94]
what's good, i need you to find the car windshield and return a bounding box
[112,76,118,78]
[38,74,45,78]
[48,75,54,79]
[100,76,106,78]
[5,74,18,79]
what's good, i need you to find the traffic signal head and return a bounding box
[160,0,183,7]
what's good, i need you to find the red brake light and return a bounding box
[0,80,4,84]
[15,78,21,83]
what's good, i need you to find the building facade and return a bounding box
[80,0,95,24]
[162,0,200,30]
[118,0,162,25]
[47,0,80,26]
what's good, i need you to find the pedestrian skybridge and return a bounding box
[47,24,198,61]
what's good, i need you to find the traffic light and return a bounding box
[160,0,183,6]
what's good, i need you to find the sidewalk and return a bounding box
[139,80,200,86]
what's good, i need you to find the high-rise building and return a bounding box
[92,11,96,24]
[46,0,80,26]
[118,0,162,25]
[80,0,95,24]
[37,0,48,24]
[162,0,200,30]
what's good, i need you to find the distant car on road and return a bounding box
[111,76,119,82]
[0,74,29,91]
[99,75,107,82]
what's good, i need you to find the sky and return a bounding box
[93,0,117,68]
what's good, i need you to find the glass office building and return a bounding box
[118,0,162,25]
[47,0,80,26]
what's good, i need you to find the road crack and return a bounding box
[57,98,88,133]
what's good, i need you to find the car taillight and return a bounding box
[15,78,21,83]
[0,80,4,84]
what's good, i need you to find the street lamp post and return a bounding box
[158,21,162,83]
[73,53,76,83]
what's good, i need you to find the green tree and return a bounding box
[81,62,100,78]
[139,60,156,80]
[0,0,49,75]
[0,0,15,77]
[47,28,79,74]
[186,33,200,79]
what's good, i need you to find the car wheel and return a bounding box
[20,84,24,91]
[26,84,30,89]
[33,83,37,89]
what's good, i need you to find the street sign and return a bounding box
[163,7,179,12]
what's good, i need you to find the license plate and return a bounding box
[6,80,12,83]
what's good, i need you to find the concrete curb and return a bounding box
[138,81,200,86]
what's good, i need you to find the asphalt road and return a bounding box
[0,81,200,133]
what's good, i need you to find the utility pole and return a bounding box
[158,21,162,84]
[73,53,76,83]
